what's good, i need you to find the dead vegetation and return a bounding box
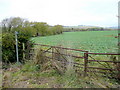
[2,47,120,88]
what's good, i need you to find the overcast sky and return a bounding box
[0,0,119,27]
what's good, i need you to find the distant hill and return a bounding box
[63,25,102,29]
[63,25,118,30]
[107,26,118,29]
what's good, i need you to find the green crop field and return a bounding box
[31,30,118,53]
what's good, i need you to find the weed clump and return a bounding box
[33,47,52,71]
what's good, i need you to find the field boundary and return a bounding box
[27,43,120,77]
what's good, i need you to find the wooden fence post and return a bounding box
[22,43,25,60]
[84,51,88,77]
[52,46,54,61]
[26,41,30,59]
[117,56,120,79]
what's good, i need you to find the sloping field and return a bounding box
[31,31,118,53]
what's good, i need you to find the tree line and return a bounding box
[1,17,63,64]
[1,17,63,36]
[63,27,112,32]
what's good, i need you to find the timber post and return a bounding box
[84,51,88,77]
[26,41,30,59]
[22,43,25,60]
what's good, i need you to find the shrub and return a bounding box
[2,32,33,64]
[2,33,16,63]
